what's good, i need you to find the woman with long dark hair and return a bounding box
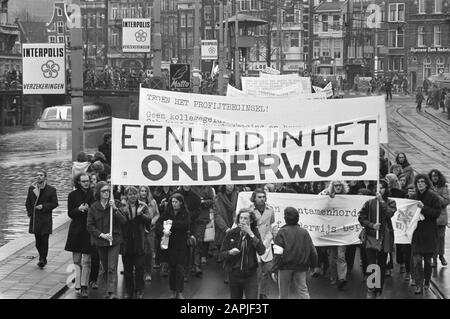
[358,179,397,299]
[395,153,415,186]
[428,169,449,267]
[156,193,191,299]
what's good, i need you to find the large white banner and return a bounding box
[226,84,327,100]
[138,87,388,142]
[111,116,379,186]
[122,19,151,52]
[22,43,66,94]
[236,192,421,246]
[243,75,311,93]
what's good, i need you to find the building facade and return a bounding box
[0,0,20,83]
[406,0,450,91]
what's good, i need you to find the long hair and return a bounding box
[166,193,189,218]
[250,188,266,203]
[414,173,432,193]
[395,152,410,169]
[390,163,403,175]
[138,185,153,204]
[74,172,90,190]
[385,173,400,190]
[236,208,258,230]
[323,180,349,195]
[428,169,447,188]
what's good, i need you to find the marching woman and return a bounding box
[358,179,397,299]
[87,181,127,299]
[64,173,95,298]
[156,193,191,299]
[138,186,160,281]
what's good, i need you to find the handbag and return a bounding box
[204,222,215,242]
[359,228,381,252]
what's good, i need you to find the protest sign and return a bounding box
[248,74,312,93]
[236,192,421,246]
[22,43,66,94]
[122,19,151,52]
[138,87,388,142]
[312,82,333,98]
[111,116,379,186]
[226,84,326,99]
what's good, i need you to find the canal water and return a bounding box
[0,128,109,247]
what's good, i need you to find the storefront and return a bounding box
[408,47,450,91]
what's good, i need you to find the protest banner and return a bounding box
[250,74,312,92]
[111,116,379,186]
[235,192,421,246]
[226,84,326,99]
[22,43,66,94]
[122,19,151,52]
[138,87,388,142]
[312,82,333,98]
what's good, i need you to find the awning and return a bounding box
[222,14,268,27]
[0,25,20,36]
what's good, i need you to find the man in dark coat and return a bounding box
[64,172,95,298]
[25,170,58,268]
[98,133,111,165]
[411,174,441,294]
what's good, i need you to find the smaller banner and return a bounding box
[313,82,333,98]
[111,116,379,186]
[122,18,151,53]
[22,43,66,94]
[236,192,421,246]
[226,84,326,100]
[241,76,311,95]
[169,64,191,90]
[201,40,218,60]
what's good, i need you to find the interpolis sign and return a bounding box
[410,47,450,54]
[122,19,151,53]
[22,43,66,95]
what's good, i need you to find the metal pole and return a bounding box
[104,0,108,66]
[224,0,229,65]
[70,0,84,161]
[218,0,225,95]
[276,0,282,72]
[193,0,201,93]
[234,0,240,88]
[153,0,162,76]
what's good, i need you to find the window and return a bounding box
[187,34,193,47]
[66,36,70,46]
[112,7,118,19]
[294,8,301,24]
[147,7,152,18]
[112,32,119,46]
[435,0,443,13]
[322,14,328,32]
[57,7,63,16]
[388,29,403,47]
[389,3,405,22]
[250,0,258,10]
[180,34,186,49]
[121,7,127,18]
[333,15,340,31]
[58,36,64,43]
[437,57,444,73]
[131,7,136,18]
[434,25,441,46]
[424,57,431,78]
[180,15,186,27]
[57,21,64,34]
[290,32,299,47]
[334,39,341,59]
[204,7,212,21]
[49,36,56,43]
[137,6,142,18]
[418,0,425,13]
[418,26,424,46]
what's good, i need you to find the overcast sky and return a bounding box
[8,0,63,23]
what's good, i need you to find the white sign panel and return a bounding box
[201,40,218,60]
[138,87,388,142]
[122,18,151,53]
[22,43,66,95]
[111,116,380,186]
[242,75,311,95]
[236,192,421,246]
[226,84,327,100]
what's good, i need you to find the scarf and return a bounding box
[239,232,248,271]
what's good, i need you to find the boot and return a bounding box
[439,255,447,266]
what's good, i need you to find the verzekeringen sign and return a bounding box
[410,47,450,53]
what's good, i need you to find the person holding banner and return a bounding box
[320,181,349,290]
[358,179,397,299]
[250,189,277,299]
[87,181,127,299]
[156,193,191,299]
[271,207,318,299]
[219,208,265,299]
[411,174,443,294]
[119,186,152,299]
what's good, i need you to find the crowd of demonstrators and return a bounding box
[1,69,22,89]
[27,143,449,299]
[418,79,449,115]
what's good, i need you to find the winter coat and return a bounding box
[213,191,238,246]
[431,185,450,226]
[25,183,58,235]
[98,142,111,165]
[191,186,215,241]
[252,204,277,263]
[412,188,441,254]
[64,188,95,254]
[358,197,397,253]
[272,224,318,272]
[119,201,152,255]
[87,201,127,247]
[219,226,265,274]
[156,208,190,265]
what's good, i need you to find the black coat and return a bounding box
[25,183,58,235]
[64,188,95,254]
[412,189,441,254]
[87,201,127,247]
[156,208,190,265]
[120,202,152,256]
